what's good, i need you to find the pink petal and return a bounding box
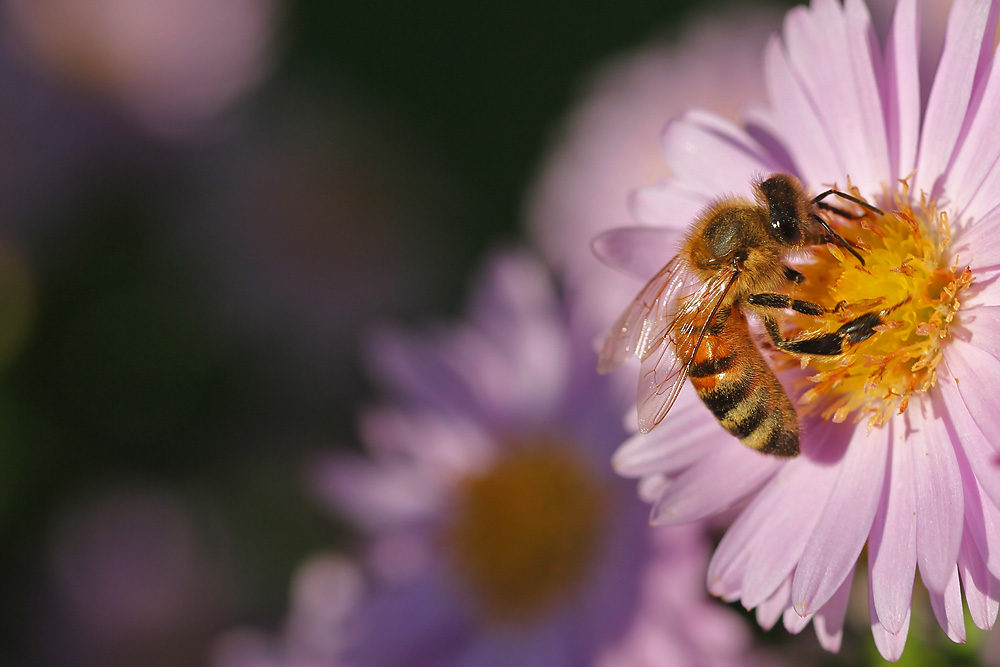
[953,205,1000,274]
[869,583,912,661]
[286,555,365,655]
[708,463,802,600]
[868,429,917,635]
[740,103,799,177]
[729,422,849,608]
[613,430,706,478]
[980,483,1000,577]
[312,456,440,529]
[963,268,1000,310]
[957,305,1000,360]
[812,563,854,653]
[952,434,1000,578]
[629,181,708,229]
[782,604,813,635]
[955,165,1000,242]
[370,322,569,429]
[882,0,920,182]
[970,483,1000,581]
[366,327,478,416]
[612,399,730,477]
[928,565,966,643]
[649,439,783,525]
[590,226,683,282]
[472,332,571,428]
[636,472,668,505]
[756,576,791,631]
[943,341,1000,450]
[913,0,998,198]
[595,617,688,667]
[782,0,889,191]
[942,39,1000,222]
[709,507,762,600]
[791,423,888,615]
[709,553,750,602]
[959,530,1000,630]
[756,34,842,185]
[659,109,777,197]
[937,368,1000,506]
[842,0,893,186]
[359,409,493,480]
[468,252,559,327]
[910,404,965,594]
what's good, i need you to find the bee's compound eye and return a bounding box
[761,176,804,244]
[770,212,802,244]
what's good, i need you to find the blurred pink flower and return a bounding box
[3,0,277,136]
[596,0,1000,661]
[211,555,363,667]
[526,8,780,338]
[41,488,236,667]
[314,251,772,666]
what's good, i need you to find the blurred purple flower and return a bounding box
[39,487,236,667]
[594,0,1000,660]
[3,0,277,136]
[313,250,771,666]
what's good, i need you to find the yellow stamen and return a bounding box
[781,178,972,430]
[443,437,608,625]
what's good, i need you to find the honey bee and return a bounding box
[598,173,886,457]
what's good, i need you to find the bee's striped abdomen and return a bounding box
[687,307,799,457]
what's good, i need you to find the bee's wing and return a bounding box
[635,267,740,433]
[597,256,695,374]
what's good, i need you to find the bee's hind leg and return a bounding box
[761,311,885,357]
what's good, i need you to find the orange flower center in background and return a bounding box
[444,439,608,626]
[782,181,971,429]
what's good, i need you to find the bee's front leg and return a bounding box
[746,292,826,317]
[783,265,805,285]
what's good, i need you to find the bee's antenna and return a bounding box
[813,188,885,216]
[883,295,912,315]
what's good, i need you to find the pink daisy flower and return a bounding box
[595,0,1000,660]
[313,251,772,666]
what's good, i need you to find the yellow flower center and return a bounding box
[443,438,608,626]
[781,180,972,429]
